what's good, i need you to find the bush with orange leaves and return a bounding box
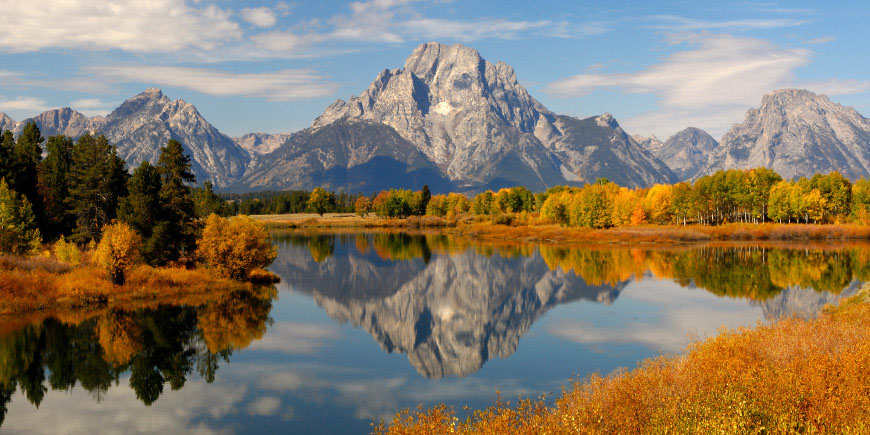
[196,214,277,279]
[93,222,142,285]
[376,288,870,434]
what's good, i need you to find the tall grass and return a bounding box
[376,289,870,434]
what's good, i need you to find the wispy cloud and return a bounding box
[544,33,865,137]
[643,15,809,31]
[70,98,115,117]
[808,35,835,45]
[0,96,50,116]
[399,18,560,41]
[88,66,338,101]
[0,0,241,53]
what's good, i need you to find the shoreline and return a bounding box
[253,213,870,245]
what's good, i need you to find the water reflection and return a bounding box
[0,287,275,425]
[272,233,864,378]
[0,233,866,433]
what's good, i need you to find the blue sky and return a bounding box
[0,0,867,139]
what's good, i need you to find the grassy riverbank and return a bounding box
[376,288,870,434]
[252,213,870,244]
[0,253,277,315]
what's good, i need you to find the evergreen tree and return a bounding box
[0,179,42,254]
[420,184,431,214]
[155,139,197,263]
[119,161,163,241]
[38,135,74,238]
[12,122,44,225]
[0,130,14,183]
[68,134,129,242]
[192,181,227,217]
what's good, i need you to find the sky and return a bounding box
[0,0,867,140]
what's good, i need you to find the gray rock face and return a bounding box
[233,132,290,155]
[0,89,250,187]
[100,88,250,186]
[702,89,870,180]
[549,114,676,186]
[648,127,719,181]
[16,107,100,138]
[239,120,453,193]
[310,42,672,190]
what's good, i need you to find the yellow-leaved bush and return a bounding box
[54,236,82,266]
[93,221,142,285]
[196,214,277,279]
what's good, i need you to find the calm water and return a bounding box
[1,232,866,434]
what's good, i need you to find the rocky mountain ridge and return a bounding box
[700,89,870,180]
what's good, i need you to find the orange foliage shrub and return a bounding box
[377,289,870,434]
[196,214,278,279]
[93,222,141,284]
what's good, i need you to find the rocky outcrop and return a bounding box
[233,132,290,155]
[240,120,453,193]
[100,89,250,186]
[648,127,719,180]
[306,42,672,190]
[701,89,870,180]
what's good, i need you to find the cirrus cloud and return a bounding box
[88,65,338,101]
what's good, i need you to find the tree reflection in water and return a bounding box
[273,233,869,379]
[0,286,275,424]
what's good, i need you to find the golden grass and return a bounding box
[451,221,870,245]
[0,261,263,315]
[376,288,870,434]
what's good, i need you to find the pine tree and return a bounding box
[68,134,129,242]
[192,181,227,218]
[155,139,197,263]
[0,179,41,254]
[0,130,14,183]
[38,135,74,238]
[12,122,44,225]
[119,161,162,240]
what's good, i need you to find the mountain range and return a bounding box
[2,42,869,191]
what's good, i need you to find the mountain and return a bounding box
[239,120,452,193]
[99,88,250,187]
[233,132,290,155]
[287,42,673,191]
[0,89,250,187]
[646,127,719,181]
[701,89,870,180]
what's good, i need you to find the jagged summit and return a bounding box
[701,88,870,180]
[643,127,718,181]
[304,41,673,190]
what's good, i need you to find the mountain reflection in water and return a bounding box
[272,233,864,378]
[0,232,865,433]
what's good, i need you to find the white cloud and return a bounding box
[0,96,50,116]
[2,377,246,434]
[808,35,835,45]
[644,15,809,31]
[70,98,115,117]
[0,0,241,53]
[400,18,555,41]
[246,396,282,416]
[545,33,850,137]
[247,322,341,354]
[89,65,338,101]
[241,7,278,28]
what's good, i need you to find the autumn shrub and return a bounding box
[379,289,870,434]
[54,236,82,266]
[93,221,142,284]
[196,214,278,279]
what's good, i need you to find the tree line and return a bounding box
[0,123,229,264]
[294,168,870,228]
